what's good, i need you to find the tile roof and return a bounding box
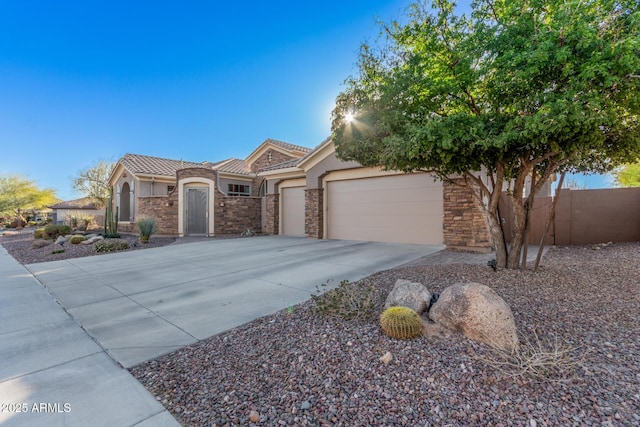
[212,158,252,175]
[259,158,301,172]
[119,153,213,177]
[263,138,313,154]
[259,137,331,172]
[49,197,102,210]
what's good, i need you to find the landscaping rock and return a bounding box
[429,282,518,352]
[55,235,70,245]
[81,235,104,245]
[384,279,432,314]
[31,240,50,249]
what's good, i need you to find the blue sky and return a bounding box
[0,1,612,201]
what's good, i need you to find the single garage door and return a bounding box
[326,174,443,245]
[281,186,305,237]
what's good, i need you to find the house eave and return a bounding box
[297,137,334,172]
[258,167,305,179]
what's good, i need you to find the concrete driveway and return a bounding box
[26,236,442,368]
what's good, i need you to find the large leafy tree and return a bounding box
[614,161,640,187]
[72,160,115,207]
[0,174,58,218]
[332,0,640,269]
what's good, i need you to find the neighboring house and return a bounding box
[108,138,493,251]
[49,198,105,226]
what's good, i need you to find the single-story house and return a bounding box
[107,138,493,251]
[49,197,105,226]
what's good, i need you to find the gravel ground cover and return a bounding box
[130,243,640,427]
[0,228,176,264]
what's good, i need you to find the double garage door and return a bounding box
[280,173,443,245]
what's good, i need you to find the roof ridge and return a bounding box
[123,153,203,165]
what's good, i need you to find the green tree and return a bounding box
[331,0,640,269]
[72,160,115,207]
[0,174,58,219]
[614,162,640,187]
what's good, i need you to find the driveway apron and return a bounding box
[0,246,179,427]
[24,236,443,368]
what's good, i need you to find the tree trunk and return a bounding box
[534,172,566,270]
[507,195,527,269]
[521,173,537,269]
[484,208,508,269]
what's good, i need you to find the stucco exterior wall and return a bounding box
[305,152,360,189]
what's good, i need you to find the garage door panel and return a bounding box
[327,174,443,245]
[281,187,305,237]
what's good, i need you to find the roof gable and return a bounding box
[245,139,312,167]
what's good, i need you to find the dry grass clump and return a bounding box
[311,279,376,321]
[474,327,586,381]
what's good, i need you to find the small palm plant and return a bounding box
[136,217,157,243]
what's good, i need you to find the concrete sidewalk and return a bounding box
[25,237,443,368]
[0,246,180,427]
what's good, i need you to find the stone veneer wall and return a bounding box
[442,180,492,251]
[264,194,279,235]
[250,150,296,173]
[138,194,179,235]
[305,188,323,239]
[213,196,262,235]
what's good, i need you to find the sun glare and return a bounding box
[344,112,354,123]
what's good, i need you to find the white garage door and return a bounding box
[281,186,305,237]
[326,174,443,245]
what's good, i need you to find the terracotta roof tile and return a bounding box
[263,138,313,154]
[259,158,301,172]
[213,158,252,175]
[259,137,330,172]
[119,153,212,177]
[49,197,102,210]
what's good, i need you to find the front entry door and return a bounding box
[186,187,208,236]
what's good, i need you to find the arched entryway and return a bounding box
[120,182,131,221]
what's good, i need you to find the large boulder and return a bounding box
[55,235,71,245]
[81,235,104,245]
[384,279,432,315]
[429,282,518,352]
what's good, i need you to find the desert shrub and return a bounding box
[94,239,130,253]
[28,221,37,226]
[136,216,158,243]
[312,279,376,321]
[65,212,94,231]
[31,240,50,249]
[43,225,71,240]
[70,235,86,244]
[33,227,45,239]
[473,328,586,381]
[51,248,65,254]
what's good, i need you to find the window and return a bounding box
[167,185,175,195]
[228,184,251,196]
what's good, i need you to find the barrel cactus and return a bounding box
[380,306,423,340]
[70,235,86,244]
